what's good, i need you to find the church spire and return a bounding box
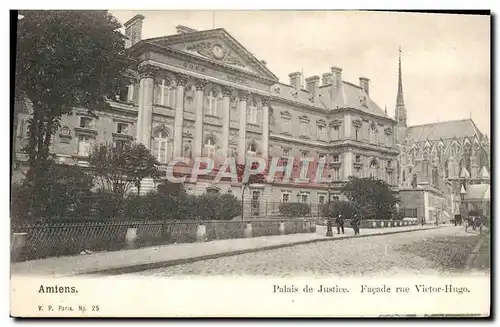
[395,46,407,127]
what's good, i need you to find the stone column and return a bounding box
[193,79,208,158]
[173,73,188,158]
[344,113,352,140]
[343,151,353,180]
[137,64,157,148]
[221,86,233,159]
[238,91,249,165]
[262,98,270,161]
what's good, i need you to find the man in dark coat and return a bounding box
[336,214,344,234]
[351,214,360,235]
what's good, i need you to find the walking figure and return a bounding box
[351,214,360,235]
[336,214,345,234]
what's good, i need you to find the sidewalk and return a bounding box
[11,224,447,277]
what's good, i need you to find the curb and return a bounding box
[81,225,446,276]
[465,234,488,270]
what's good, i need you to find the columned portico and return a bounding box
[137,64,157,148]
[173,73,188,158]
[238,91,249,165]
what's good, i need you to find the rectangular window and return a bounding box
[355,154,361,163]
[332,155,340,163]
[318,154,325,161]
[116,123,129,134]
[155,79,171,106]
[79,117,93,129]
[282,119,291,134]
[114,139,129,151]
[248,106,259,124]
[282,193,290,203]
[207,91,218,116]
[318,195,325,204]
[301,151,308,158]
[332,168,340,180]
[300,123,310,136]
[127,84,135,103]
[283,148,290,157]
[332,196,339,201]
[77,135,95,157]
[317,125,326,140]
[332,126,340,140]
[301,194,308,203]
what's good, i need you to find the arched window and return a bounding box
[207,91,218,116]
[204,137,217,157]
[153,128,170,163]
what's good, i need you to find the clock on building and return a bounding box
[60,126,71,137]
[212,44,225,59]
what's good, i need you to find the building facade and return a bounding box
[12,14,490,219]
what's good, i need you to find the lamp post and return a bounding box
[326,174,333,237]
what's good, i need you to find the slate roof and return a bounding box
[406,119,483,142]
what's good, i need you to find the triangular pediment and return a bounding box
[147,29,279,81]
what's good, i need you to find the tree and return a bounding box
[157,180,187,199]
[16,10,129,218]
[341,177,399,220]
[11,161,94,223]
[88,142,160,214]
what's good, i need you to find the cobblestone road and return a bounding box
[133,226,487,277]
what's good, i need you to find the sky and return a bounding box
[110,10,491,136]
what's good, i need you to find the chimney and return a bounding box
[289,72,302,90]
[305,75,320,97]
[359,77,370,95]
[124,14,145,48]
[176,25,197,34]
[260,60,267,66]
[331,67,343,90]
[322,72,332,86]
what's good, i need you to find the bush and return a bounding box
[188,193,241,221]
[279,202,311,217]
[320,200,360,218]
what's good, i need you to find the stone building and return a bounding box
[12,14,489,219]
[393,48,490,223]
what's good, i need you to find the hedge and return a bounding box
[278,202,311,217]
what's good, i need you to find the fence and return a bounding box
[11,218,317,262]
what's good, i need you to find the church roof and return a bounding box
[465,184,490,201]
[406,119,483,142]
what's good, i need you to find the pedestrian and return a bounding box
[351,214,360,235]
[336,214,345,234]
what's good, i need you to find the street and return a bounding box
[131,226,489,277]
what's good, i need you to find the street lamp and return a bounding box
[326,174,333,237]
